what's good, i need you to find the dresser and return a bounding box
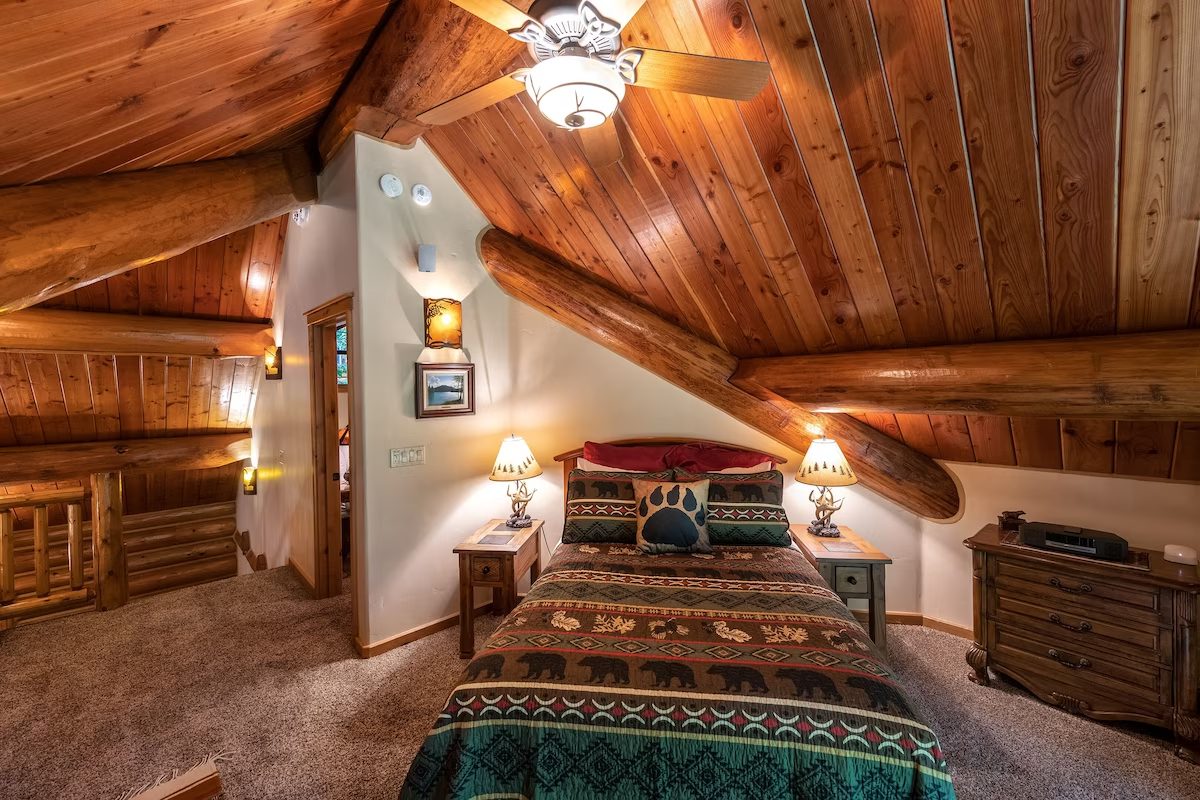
[965,524,1199,762]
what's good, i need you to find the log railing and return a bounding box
[0,476,238,628]
[0,485,94,624]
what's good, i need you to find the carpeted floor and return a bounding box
[1,568,1196,799]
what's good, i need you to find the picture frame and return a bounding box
[415,362,475,419]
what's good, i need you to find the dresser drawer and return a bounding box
[992,625,1171,704]
[470,556,503,584]
[994,559,1170,626]
[834,565,870,595]
[989,658,1172,727]
[993,594,1169,666]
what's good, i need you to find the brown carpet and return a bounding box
[1,568,1196,799]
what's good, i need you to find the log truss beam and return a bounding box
[732,331,1200,420]
[0,308,273,357]
[0,149,315,314]
[480,228,960,520]
[0,433,251,484]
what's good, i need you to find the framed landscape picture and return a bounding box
[415,363,475,419]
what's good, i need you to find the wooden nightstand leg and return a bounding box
[458,554,474,659]
[870,564,887,652]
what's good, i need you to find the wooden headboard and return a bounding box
[552,437,788,508]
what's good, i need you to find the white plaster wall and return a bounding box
[236,141,360,584]
[351,135,516,645]
[920,462,1200,630]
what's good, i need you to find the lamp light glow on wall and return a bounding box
[795,437,857,538]
[242,466,258,495]
[423,298,462,349]
[490,435,543,528]
[264,346,283,380]
[525,55,625,129]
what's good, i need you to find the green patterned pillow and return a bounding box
[562,469,673,543]
[673,469,790,546]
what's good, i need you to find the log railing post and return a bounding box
[33,505,50,597]
[67,501,84,591]
[0,510,13,603]
[91,471,127,611]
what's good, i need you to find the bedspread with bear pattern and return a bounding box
[400,543,955,800]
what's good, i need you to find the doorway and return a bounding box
[305,294,361,637]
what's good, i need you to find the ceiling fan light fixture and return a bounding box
[525,55,624,129]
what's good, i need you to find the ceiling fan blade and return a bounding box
[625,48,771,101]
[593,0,648,29]
[415,72,526,126]
[577,119,623,168]
[447,0,538,35]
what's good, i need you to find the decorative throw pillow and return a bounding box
[633,478,711,554]
[562,469,673,543]
[674,469,790,546]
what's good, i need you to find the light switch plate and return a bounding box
[390,446,425,468]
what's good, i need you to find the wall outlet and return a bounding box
[390,446,426,468]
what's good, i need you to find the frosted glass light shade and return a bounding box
[525,56,624,129]
[796,438,858,488]
[490,435,543,482]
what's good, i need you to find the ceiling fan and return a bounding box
[415,0,772,166]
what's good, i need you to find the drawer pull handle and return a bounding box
[1048,613,1092,633]
[481,566,491,574]
[1048,577,1092,595]
[844,575,857,586]
[1047,649,1091,670]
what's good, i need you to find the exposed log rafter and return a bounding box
[0,434,251,484]
[480,229,960,520]
[317,0,528,162]
[732,332,1200,420]
[0,149,315,314]
[0,308,274,357]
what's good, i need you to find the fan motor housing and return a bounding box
[525,0,621,62]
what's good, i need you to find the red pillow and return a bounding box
[582,441,772,472]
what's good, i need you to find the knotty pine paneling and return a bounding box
[0,0,390,185]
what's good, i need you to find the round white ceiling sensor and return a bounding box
[412,184,433,207]
[379,173,404,198]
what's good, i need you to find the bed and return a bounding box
[400,440,955,800]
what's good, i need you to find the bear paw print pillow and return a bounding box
[633,478,711,555]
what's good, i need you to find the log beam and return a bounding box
[0,433,251,483]
[0,149,315,313]
[732,331,1200,420]
[317,0,527,162]
[0,308,274,357]
[480,229,960,520]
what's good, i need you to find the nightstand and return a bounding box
[791,524,892,652]
[454,519,542,659]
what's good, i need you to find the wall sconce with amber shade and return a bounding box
[264,346,283,380]
[424,298,462,349]
[242,466,258,495]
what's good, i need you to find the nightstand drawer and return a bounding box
[834,565,870,594]
[470,556,503,584]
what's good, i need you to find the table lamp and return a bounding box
[796,437,858,537]
[490,434,543,528]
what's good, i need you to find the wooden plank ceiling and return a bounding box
[0,217,287,526]
[0,0,390,185]
[425,0,1200,483]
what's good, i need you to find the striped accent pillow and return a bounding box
[562,469,673,543]
[673,469,791,546]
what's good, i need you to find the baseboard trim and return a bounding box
[354,601,497,659]
[288,558,316,595]
[850,609,971,639]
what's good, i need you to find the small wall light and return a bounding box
[423,298,463,349]
[242,466,258,495]
[264,346,283,380]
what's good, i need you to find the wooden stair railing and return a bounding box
[0,485,95,624]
